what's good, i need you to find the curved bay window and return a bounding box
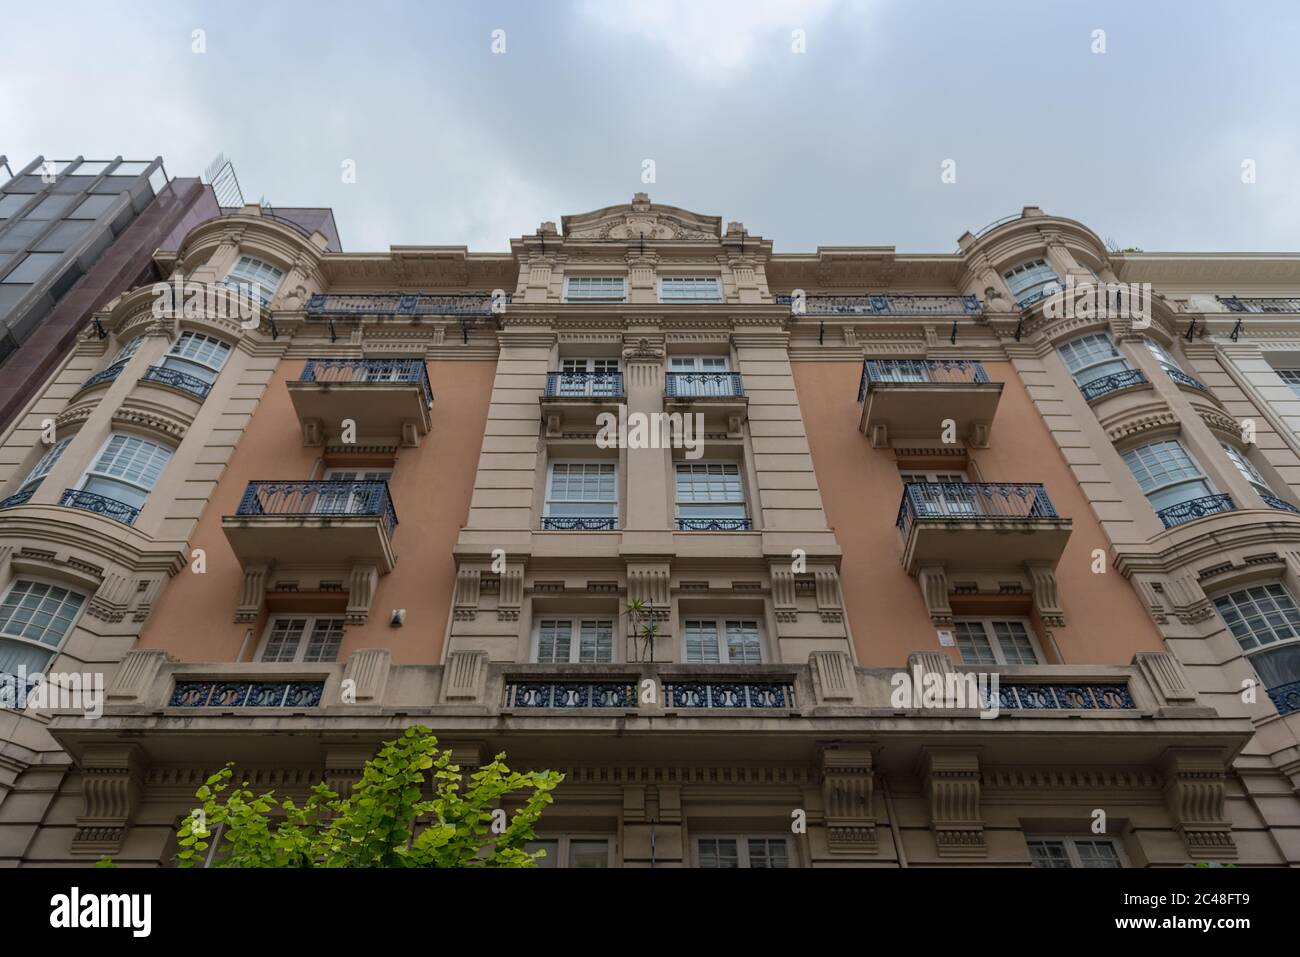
[1121,438,1229,528]
[222,254,284,305]
[1058,332,1140,400]
[1003,258,1061,307]
[0,579,87,676]
[1213,583,1300,715]
[65,432,172,524]
[159,331,232,387]
[1,436,72,508]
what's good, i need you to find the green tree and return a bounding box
[173,726,562,867]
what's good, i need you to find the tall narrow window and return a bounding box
[223,255,284,305]
[543,463,617,530]
[0,579,87,675]
[6,437,72,503]
[162,331,232,386]
[1213,584,1300,708]
[1143,338,1182,372]
[1057,333,1133,391]
[72,433,172,521]
[1121,439,1224,526]
[675,462,747,530]
[1003,258,1061,307]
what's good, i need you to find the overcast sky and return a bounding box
[2,0,1297,254]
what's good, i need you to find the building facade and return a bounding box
[0,197,1297,867]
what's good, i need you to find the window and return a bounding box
[683,618,762,664]
[953,619,1041,665]
[695,836,792,868]
[0,193,33,218]
[1121,439,1214,513]
[112,336,144,366]
[1276,369,1300,399]
[1057,332,1131,387]
[1143,338,1182,372]
[1,252,61,284]
[1220,442,1273,495]
[76,433,171,513]
[534,618,614,663]
[259,616,345,663]
[68,194,120,220]
[13,437,71,496]
[556,358,620,397]
[162,331,232,385]
[1028,837,1122,868]
[524,836,613,868]
[563,276,626,303]
[223,255,284,305]
[899,470,975,517]
[544,462,617,528]
[660,276,722,303]
[1213,584,1300,694]
[1003,258,1061,307]
[0,579,87,675]
[675,462,747,527]
[316,468,392,515]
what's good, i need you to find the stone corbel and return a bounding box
[969,421,991,449]
[324,745,375,800]
[627,564,670,620]
[1026,562,1065,627]
[346,564,379,624]
[71,744,146,857]
[1166,572,1214,625]
[920,748,986,858]
[770,564,797,623]
[86,573,132,624]
[544,412,563,438]
[918,564,952,625]
[234,561,274,622]
[301,417,324,447]
[453,567,480,622]
[820,746,878,854]
[400,420,420,448]
[498,564,523,622]
[870,423,889,449]
[1160,749,1237,860]
[814,567,845,624]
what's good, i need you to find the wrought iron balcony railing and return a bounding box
[501,677,796,710]
[544,371,625,399]
[79,362,127,392]
[1078,368,1149,402]
[1219,296,1300,314]
[1267,680,1300,716]
[140,365,213,399]
[541,517,618,531]
[504,680,636,709]
[896,482,1058,542]
[981,683,1135,711]
[664,372,744,398]
[663,679,796,709]
[1165,368,1212,394]
[234,480,398,537]
[857,359,989,402]
[300,357,433,407]
[58,489,139,524]
[677,518,753,531]
[1155,493,1235,529]
[170,680,326,708]
[776,293,983,317]
[1261,493,1300,514]
[305,292,506,317]
[0,487,35,509]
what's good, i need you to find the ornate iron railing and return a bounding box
[541,517,618,531]
[677,518,753,531]
[980,683,1135,711]
[1261,493,1300,514]
[1267,680,1300,716]
[234,481,398,537]
[140,364,212,399]
[1165,368,1212,394]
[776,293,983,317]
[1016,283,1063,309]
[663,680,797,709]
[0,487,35,509]
[300,357,433,407]
[973,213,1021,238]
[664,372,744,398]
[503,680,636,708]
[857,359,989,402]
[79,362,127,391]
[544,371,625,399]
[896,482,1058,542]
[1078,368,1149,402]
[170,680,326,708]
[1219,296,1300,314]
[58,489,139,525]
[1155,493,1235,528]
[305,292,505,317]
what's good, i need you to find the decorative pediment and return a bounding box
[561,193,721,242]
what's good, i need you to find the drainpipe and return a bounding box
[882,776,908,868]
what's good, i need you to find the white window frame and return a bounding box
[256,615,346,664]
[75,432,173,511]
[675,462,747,524]
[532,617,616,664]
[1121,439,1215,513]
[1003,258,1061,307]
[316,468,393,515]
[523,834,616,868]
[223,254,284,305]
[563,276,627,303]
[952,617,1043,666]
[112,335,144,366]
[1212,583,1300,694]
[0,577,88,674]
[1220,441,1274,495]
[1057,332,1132,387]
[693,834,795,868]
[659,275,723,303]
[15,437,72,494]
[899,470,975,517]
[556,358,621,397]
[681,617,764,664]
[1143,337,1182,372]
[544,461,618,522]
[668,355,730,372]
[1027,836,1125,869]
[161,331,232,385]
[1275,368,1300,399]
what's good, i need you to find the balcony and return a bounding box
[1219,296,1300,314]
[1155,493,1235,529]
[170,680,326,708]
[77,362,127,394]
[58,489,139,525]
[0,487,34,509]
[1267,680,1300,716]
[287,358,432,446]
[304,292,504,317]
[222,480,398,573]
[1079,368,1149,403]
[1261,493,1300,514]
[1164,367,1214,398]
[139,365,212,400]
[896,482,1071,574]
[539,371,625,434]
[857,359,1002,448]
[540,517,618,531]
[776,294,983,317]
[677,518,753,531]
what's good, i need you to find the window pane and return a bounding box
[568,840,609,868]
[1121,440,1204,495]
[954,621,996,665]
[1075,840,1122,868]
[747,838,790,868]
[0,580,85,649]
[19,437,71,491]
[697,838,738,868]
[1214,584,1300,651]
[1027,840,1070,868]
[661,276,722,302]
[89,434,172,492]
[725,620,762,664]
[524,839,559,868]
[536,620,573,663]
[262,619,307,662]
[992,621,1039,665]
[578,619,613,663]
[303,619,345,662]
[685,620,720,663]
